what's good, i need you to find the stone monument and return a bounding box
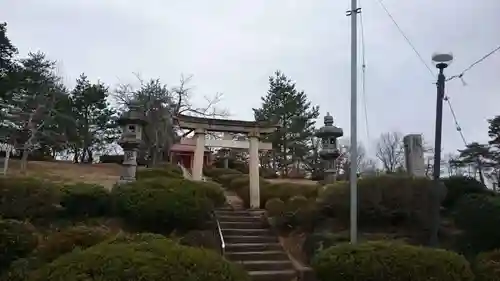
[315,113,343,184]
[403,134,425,177]
[116,102,147,183]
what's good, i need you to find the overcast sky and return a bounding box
[1,0,499,157]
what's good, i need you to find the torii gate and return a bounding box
[173,114,279,208]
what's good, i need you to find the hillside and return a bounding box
[5,160,122,189]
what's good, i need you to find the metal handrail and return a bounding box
[212,210,225,255]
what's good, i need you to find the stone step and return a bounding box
[226,251,289,261]
[222,228,271,236]
[218,215,262,222]
[220,221,263,229]
[248,270,297,281]
[226,243,283,252]
[225,235,278,244]
[235,260,295,272]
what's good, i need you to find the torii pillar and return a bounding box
[248,131,260,209]
[192,128,206,181]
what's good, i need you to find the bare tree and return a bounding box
[113,74,228,167]
[375,131,404,173]
[336,141,370,178]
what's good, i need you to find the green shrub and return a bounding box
[312,241,474,281]
[234,178,270,207]
[3,226,111,280]
[179,230,220,251]
[35,226,111,261]
[318,175,440,229]
[303,232,350,263]
[474,249,500,281]
[261,182,319,206]
[60,183,110,217]
[0,219,38,270]
[29,234,250,281]
[106,232,168,245]
[111,178,214,233]
[453,194,500,256]
[204,167,242,180]
[0,177,61,220]
[265,198,285,217]
[229,175,250,190]
[217,174,243,187]
[136,165,184,180]
[286,195,309,212]
[193,181,226,207]
[442,176,493,210]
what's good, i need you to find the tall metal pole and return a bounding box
[348,0,359,244]
[430,64,446,247]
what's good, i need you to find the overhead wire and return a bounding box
[446,44,500,83]
[374,0,468,147]
[359,0,370,141]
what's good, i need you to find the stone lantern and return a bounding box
[116,102,147,183]
[315,112,343,184]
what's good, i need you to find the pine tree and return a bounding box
[69,73,116,163]
[253,70,319,175]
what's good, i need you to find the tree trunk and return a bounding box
[86,147,93,163]
[20,148,29,174]
[73,147,80,163]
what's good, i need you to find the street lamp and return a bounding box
[430,52,453,247]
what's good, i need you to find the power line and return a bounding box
[444,96,467,145]
[446,44,500,82]
[375,0,434,76]
[359,4,370,140]
[374,0,468,148]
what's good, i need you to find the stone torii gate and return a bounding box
[174,114,279,208]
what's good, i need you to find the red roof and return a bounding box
[170,143,210,153]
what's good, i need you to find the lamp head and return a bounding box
[432,52,453,69]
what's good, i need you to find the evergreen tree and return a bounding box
[4,52,66,170]
[69,73,116,163]
[453,142,489,184]
[253,70,319,175]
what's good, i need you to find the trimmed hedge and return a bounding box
[261,182,319,206]
[60,183,111,217]
[4,226,111,280]
[312,241,474,281]
[29,234,250,281]
[319,175,442,229]
[218,174,243,187]
[442,176,493,210]
[35,226,111,261]
[453,194,500,256]
[204,167,242,180]
[0,219,38,271]
[111,178,217,233]
[136,164,183,180]
[265,198,285,217]
[0,177,61,221]
[474,249,500,281]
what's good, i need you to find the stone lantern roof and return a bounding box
[117,101,147,126]
[315,112,343,138]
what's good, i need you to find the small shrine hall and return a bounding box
[169,139,212,170]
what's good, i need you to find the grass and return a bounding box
[5,159,122,189]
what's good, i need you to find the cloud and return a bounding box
[1,0,499,157]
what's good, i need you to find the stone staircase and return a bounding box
[215,207,297,281]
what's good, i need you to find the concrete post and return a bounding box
[403,134,425,177]
[249,132,260,209]
[192,129,206,181]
